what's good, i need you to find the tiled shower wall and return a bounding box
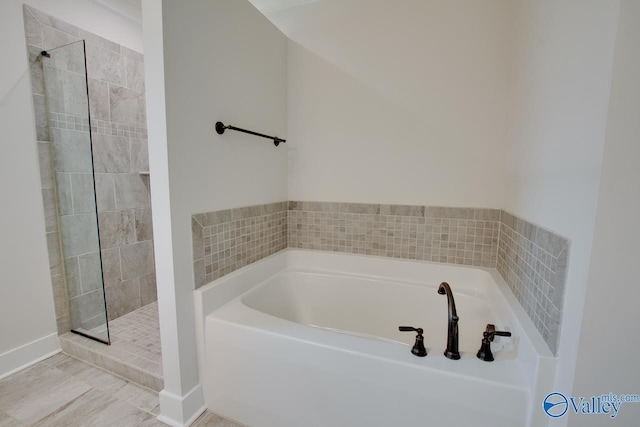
[24,6,156,332]
[192,201,569,354]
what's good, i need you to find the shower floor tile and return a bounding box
[60,302,163,391]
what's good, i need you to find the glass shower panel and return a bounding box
[42,41,110,344]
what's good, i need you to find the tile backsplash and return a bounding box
[191,202,288,288]
[192,201,570,355]
[497,212,569,355]
[288,202,500,267]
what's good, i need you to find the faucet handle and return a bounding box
[477,324,511,362]
[483,324,511,341]
[399,326,423,334]
[399,326,427,357]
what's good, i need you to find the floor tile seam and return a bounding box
[112,389,161,418]
[60,353,139,393]
[29,387,94,426]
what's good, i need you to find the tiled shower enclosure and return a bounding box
[24,5,157,339]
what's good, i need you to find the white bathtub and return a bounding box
[194,249,556,427]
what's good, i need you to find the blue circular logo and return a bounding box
[543,392,568,418]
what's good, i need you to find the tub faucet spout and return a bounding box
[438,282,460,360]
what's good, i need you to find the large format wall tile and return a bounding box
[50,274,70,334]
[97,210,135,249]
[64,257,81,298]
[37,142,54,188]
[48,42,85,75]
[42,65,65,113]
[94,174,116,212]
[86,44,125,86]
[92,134,130,173]
[78,252,102,294]
[100,248,121,288]
[139,273,157,306]
[105,280,140,321]
[120,241,154,281]
[129,139,149,172]
[42,188,57,233]
[134,208,153,242]
[51,129,93,173]
[54,173,72,216]
[46,232,63,276]
[68,289,106,330]
[71,173,97,214]
[32,94,50,141]
[59,214,99,257]
[63,71,89,117]
[88,78,110,121]
[28,46,46,96]
[124,56,145,93]
[109,85,146,127]
[43,26,77,51]
[26,5,157,328]
[114,174,150,209]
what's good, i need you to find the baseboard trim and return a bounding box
[0,333,60,380]
[157,383,205,426]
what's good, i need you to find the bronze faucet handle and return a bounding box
[399,326,423,334]
[484,324,511,341]
[399,326,427,357]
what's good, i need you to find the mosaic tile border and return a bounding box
[192,202,288,288]
[497,211,569,355]
[288,202,500,267]
[191,201,569,354]
[47,113,148,139]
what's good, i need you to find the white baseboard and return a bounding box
[157,383,206,427]
[0,333,60,380]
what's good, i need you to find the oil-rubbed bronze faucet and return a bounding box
[476,324,511,362]
[438,282,460,360]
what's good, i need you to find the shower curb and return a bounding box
[59,333,164,392]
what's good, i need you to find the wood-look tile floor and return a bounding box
[0,354,243,427]
[192,411,247,427]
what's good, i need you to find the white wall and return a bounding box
[267,0,513,207]
[570,1,640,425]
[143,0,287,424]
[262,4,628,420]
[504,0,621,417]
[0,0,142,378]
